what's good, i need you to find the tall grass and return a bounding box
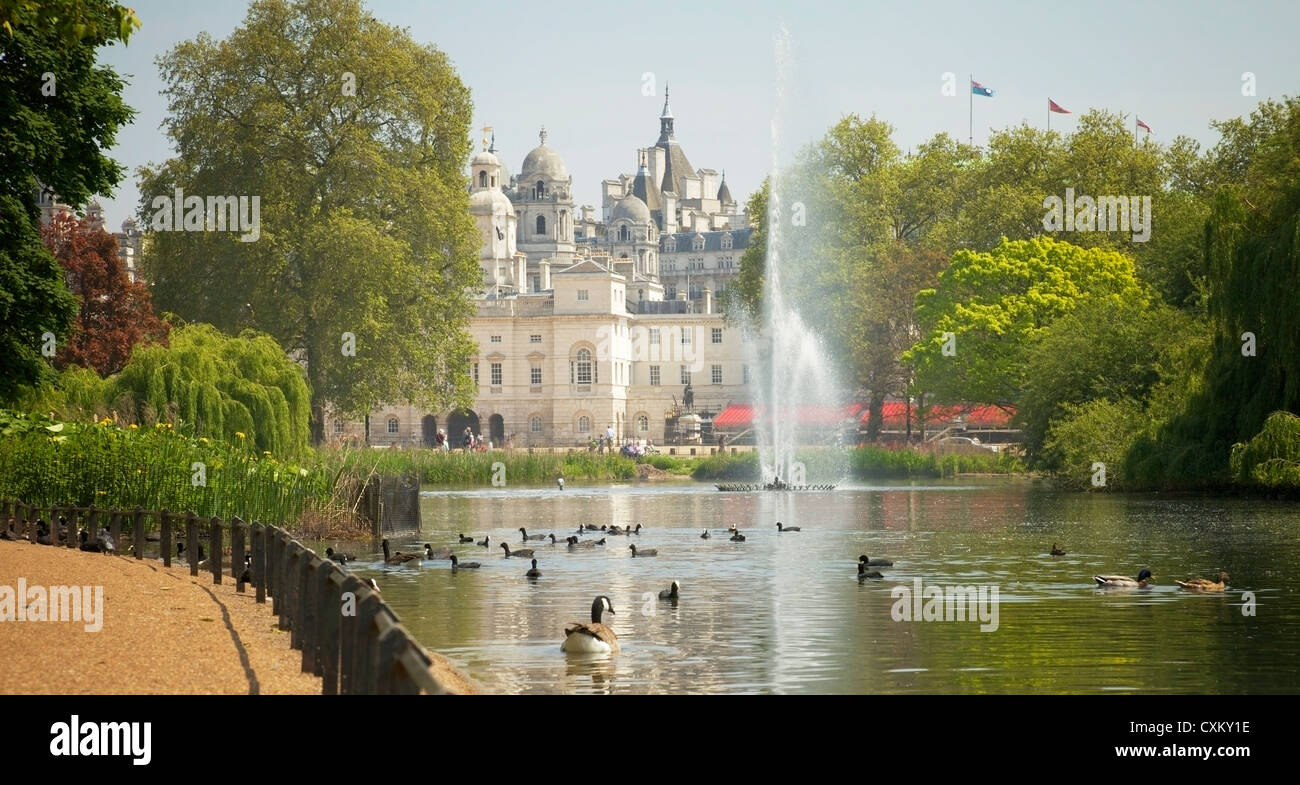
[316,447,638,486]
[691,446,1022,481]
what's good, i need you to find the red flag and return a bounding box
[1049,98,1071,114]
[1136,118,1152,133]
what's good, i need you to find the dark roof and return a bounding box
[717,176,733,203]
[663,227,753,252]
[631,167,663,212]
[655,141,696,197]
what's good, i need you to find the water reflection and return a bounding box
[329,479,1300,694]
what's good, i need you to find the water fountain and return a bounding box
[718,27,844,493]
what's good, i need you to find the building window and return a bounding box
[619,225,629,242]
[530,416,542,433]
[489,362,502,386]
[478,171,487,188]
[387,418,399,435]
[531,365,542,385]
[692,235,705,251]
[576,348,592,385]
[681,328,691,346]
[333,420,345,434]
[649,327,660,345]
[577,289,589,301]
[680,366,690,385]
[578,416,590,433]
[472,362,479,384]
[721,233,733,249]
[530,334,542,343]
[743,364,751,385]
[712,364,723,384]
[637,415,649,432]
[535,180,545,199]
[490,335,502,343]
[649,365,660,386]
[712,327,723,344]
[536,215,546,235]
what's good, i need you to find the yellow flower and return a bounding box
[262,450,272,457]
[96,490,106,495]
[235,432,246,439]
[199,437,209,444]
[98,417,112,426]
[128,424,138,430]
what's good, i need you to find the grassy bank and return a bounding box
[690,446,1023,481]
[316,447,638,485]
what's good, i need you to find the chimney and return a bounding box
[703,287,712,314]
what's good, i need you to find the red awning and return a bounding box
[858,403,1015,428]
[712,403,864,429]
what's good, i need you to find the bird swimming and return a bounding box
[776,522,801,532]
[526,558,542,579]
[658,580,680,599]
[325,547,355,563]
[381,539,420,565]
[519,527,547,541]
[500,542,535,558]
[1175,571,1229,592]
[628,544,657,557]
[449,554,480,570]
[1093,568,1153,588]
[477,536,490,547]
[458,534,474,543]
[859,554,893,567]
[1050,543,1066,556]
[858,562,884,580]
[700,530,710,539]
[561,596,619,654]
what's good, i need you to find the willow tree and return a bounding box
[139,0,480,443]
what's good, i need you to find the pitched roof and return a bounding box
[663,227,754,252]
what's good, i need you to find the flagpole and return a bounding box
[968,74,973,146]
[1047,99,1050,133]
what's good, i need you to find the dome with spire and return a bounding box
[471,150,501,168]
[611,193,651,224]
[520,126,568,181]
[717,171,733,204]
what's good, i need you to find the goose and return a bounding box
[549,533,566,545]
[381,539,420,566]
[561,596,619,654]
[608,525,625,535]
[477,536,490,548]
[700,530,710,539]
[78,528,114,553]
[1175,571,1229,592]
[0,526,17,541]
[1093,568,1153,588]
[557,477,565,491]
[776,522,801,532]
[34,519,52,545]
[566,536,604,549]
[239,554,253,584]
[1050,543,1066,556]
[325,547,355,563]
[859,554,893,567]
[424,543,453,560]
[458,534,475,543]
[365,577,380,593]
[519,527,548,541]
[449,554,480,570]
[729,531,746,542]
[628,544,657,557]
[658,580,680,600]
[631,524,642,535]
[499,542,535,558]
[858,562,884,580]
[525,558,542,579]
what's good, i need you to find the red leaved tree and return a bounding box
[41,212,169,375]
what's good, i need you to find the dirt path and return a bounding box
[0,539,321,695]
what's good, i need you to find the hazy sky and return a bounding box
[93,0,1300,227]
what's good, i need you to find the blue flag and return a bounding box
[971,79,994,97]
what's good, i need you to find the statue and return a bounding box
[683,381,694,411]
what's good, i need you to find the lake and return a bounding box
[337,478,1300,694]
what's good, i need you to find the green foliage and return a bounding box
[690,447,1020,481]
[0,411,330,524]
[1230,411,1300,490]
[1043,398,1147,490]
[906,236,1150,406]
[139,0,480,441]
[317,448,636,486]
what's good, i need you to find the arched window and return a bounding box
[387,418,399,435]
[536,215,546,235]
[478,171,487,188]
[578,416,590,433]
[576,348,592,385]
[721,232,733,250]
[637,415,648,432]
[536,180,545,199]
[693,234,705,251]
[619,224,629,242]
[530,416,542,433]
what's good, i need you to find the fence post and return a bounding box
[186,512,199,576]
[209,516,223,584]
[300,556,322,675]
[160,510,172,567]
[319,570,345,695]
[109,511,122,557]
[64,507,76,549]
[87,505,98,547]
[355,596,385,694]
[231,517,246,592]
[252,523,266,603]
[338,575,366,695]
[132,507,145,560]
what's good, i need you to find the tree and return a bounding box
[139,0,480,443]
[0,0,135,401]
[41,212,168,376]
[905,236,1150,407]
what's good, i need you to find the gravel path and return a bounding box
[0,539,321,695]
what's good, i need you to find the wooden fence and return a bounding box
[0,498,449,695]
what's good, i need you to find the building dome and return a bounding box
[471,150,501,168]
[469,187,515,216]
[520,127,568,181]
[611,193,650,224]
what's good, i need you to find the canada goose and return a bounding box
[658,581,680,599]
[449,554,480,570]
[608,525,625,535]
[1050,543,1066,556]
[458,533,475,543]
[549,533,565,545]
[526,558,542,578]
[859,554,893,567]
[700,530,710,539]
[1176,571,1229,592]
[1093,568,1153,588]
[566,536,604,549]
[477,536,490,547]
[729,531,746,542]
[628,544,657,557]
[366,577,380,593]
[239,554,253,584]
[561,596,619,654]
[858,562,884,580]
[519,527,547,541]
[325,547,355,563]
[631,524,642,535]
[78,528,115,554]
[500,542,535,558]
[381,539,420,566]
[34,520,52,545]
[424,544,453,560]
[776,522,801,532]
